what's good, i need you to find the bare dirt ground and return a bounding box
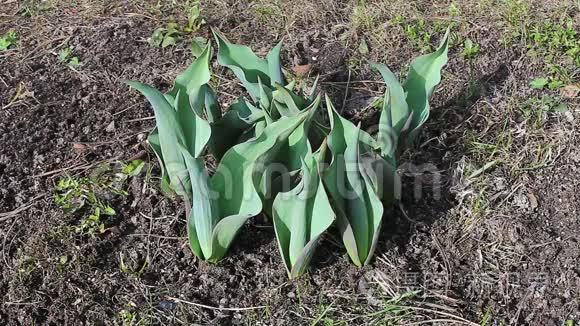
[0,0,579,325]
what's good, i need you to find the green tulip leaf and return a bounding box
[213,29,271,101]
[206,109,313,261]
[126,81,191,198]
[371,62,410,136]
[266,41,285,87]
[272,153,334,278]
[179,144,218,260]
[174,89,211,158]
[322,95,384,266]
[404,28,450,142]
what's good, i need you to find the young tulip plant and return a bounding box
[126,28,449,278]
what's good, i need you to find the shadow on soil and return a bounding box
[310,61,512,271]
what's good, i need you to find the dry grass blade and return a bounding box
[0,195,45,222]
[166,296,266,312]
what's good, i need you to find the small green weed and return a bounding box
[150,22,182,48]
[54,161,143,236]
[395,16,433,52]
[392,16,455,53]
[18,0,53,16]
[347,56,364,73]
[526,19,579,85]
[122,159,146,176]
[119,252,149,278]
[183,0,205,33]
[501,3,579,87]
[118,302,148,326]
[2,82,35,110]
[150,1,205,48]
[448,2,461,17]
[253,0,283,20]
[501,0,531,38]
[364,290,420,324]
[0,30,18,51]
[465,121,513,162]
[480,305,493,325]
[351,1,379,32]
[530,77,549,89]
[358,39,370,54]
[530,76,565,90]
[519,95,567,129]
[57,255,69,273]
[15,252,40,284]
[529,20,579,66]
[462,38,480,60]
[58,46,82,67]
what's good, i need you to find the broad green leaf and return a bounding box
[206,109,313,262]
[530,77,548,89]
[126,81,190,198]
[213,29,270,101]
[276,95,320,171]
[289,234,322,278]
[358,153,386,266]
[149,131,174,197]
[167,45,220,121]
[201,84,221,123]
[266,41,285,87]
[258,77,273,113]
[360,154,398,205]
[261,95,321,214]
[344,125,370,263]
[208,99,255,160]
[209,214,253,262]
[186,206,204,259]
[403,28,450,141]
[322,95,384,266]
[270,100,292,119]
[272,83,306,117]
[255,120,267,137]
[239,101,266,125]
[174,89,211,158]
[377,90,393,158]
[211,110,311,216]
[273,171,306,270]
[286,80,297,91]
[308,118,331,150]
[308,75,320,102]
[168,44,212,99]
[272,153,334,278]
[191,36,208,58]
[179,145,218,260]
[371,62,410,134]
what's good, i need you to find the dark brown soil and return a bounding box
[1,0,579,325]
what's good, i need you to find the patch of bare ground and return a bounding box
[0,0,578,324]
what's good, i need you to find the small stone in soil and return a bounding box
[158,300,177,311]
[105,121,115,132]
